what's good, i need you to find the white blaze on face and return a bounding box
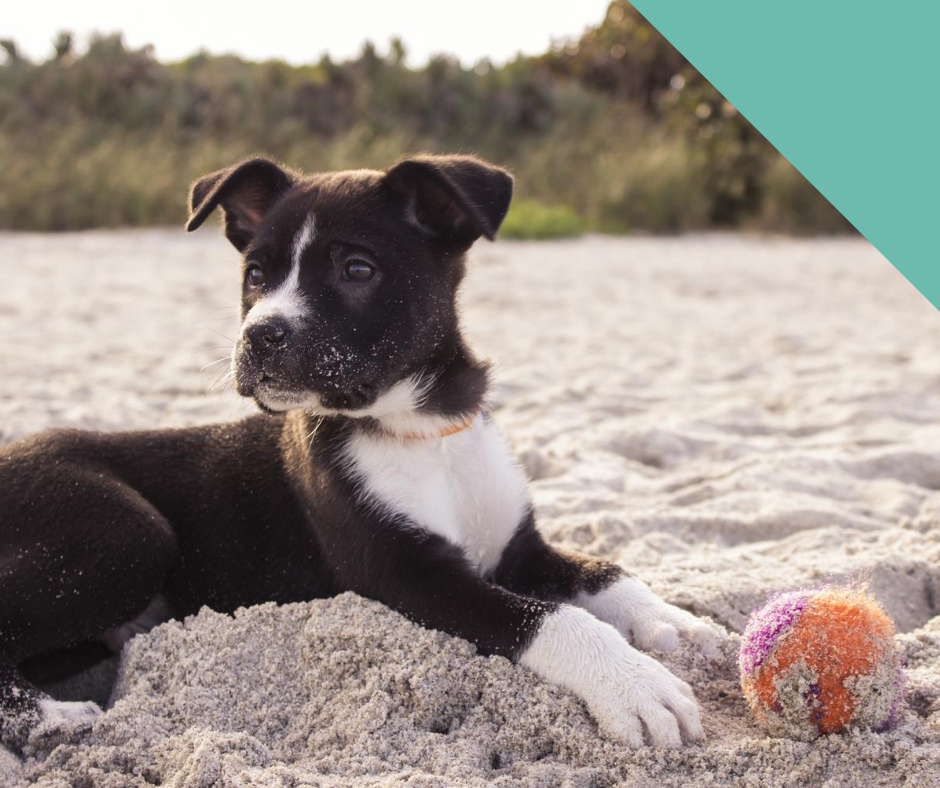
[241,213,316,333]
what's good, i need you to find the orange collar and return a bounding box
[390,411,480,441]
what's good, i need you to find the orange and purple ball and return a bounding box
[739,586,904,738]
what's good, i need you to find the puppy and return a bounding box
[0,155,719,751]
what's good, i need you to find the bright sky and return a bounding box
[7,1,612,65]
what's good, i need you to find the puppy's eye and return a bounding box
[343,260,376,282]
[246,264,265,288]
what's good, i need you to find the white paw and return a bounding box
[588,643,703,747]
[37,699,102,730]
[580,577,724,657]
[520,606,703,747]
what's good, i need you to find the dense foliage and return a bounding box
[0,3,851,235]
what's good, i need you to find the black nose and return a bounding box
[244,318,291,355]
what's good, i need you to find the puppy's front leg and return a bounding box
[331,528,700,747]
[494,514,723,656]
[575,575,722,657]
[519,604,702,747]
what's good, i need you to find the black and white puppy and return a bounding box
[0,155,720,751]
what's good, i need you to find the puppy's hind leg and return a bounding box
[0,649,44,749]
[0,469,178,751]
[0,649,101,751]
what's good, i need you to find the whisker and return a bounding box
[202,327,236,343]
[200,357,231,371]
[307,416,325,446]
[208,368,234,393]
[411,365,441,410]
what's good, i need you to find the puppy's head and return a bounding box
[187,154,512,415]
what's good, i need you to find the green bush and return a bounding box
[499,200,584,240]
[597,140,711,233]
[0,5,856,236]
[757,157,856,235]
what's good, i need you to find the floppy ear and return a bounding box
[384,155,513,245]
[186,157,295,251]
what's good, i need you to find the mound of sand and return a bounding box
[8,594,940,787]
[2,230,940,785]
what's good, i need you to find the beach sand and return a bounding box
[1,230,939,786]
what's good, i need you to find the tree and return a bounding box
[53,31,74,62]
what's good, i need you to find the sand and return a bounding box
[2,230,940,786]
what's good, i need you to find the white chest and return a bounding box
[341,415,530,575]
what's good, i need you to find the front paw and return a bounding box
[594,645,703,747]
[582,577,725,656]
[520,606,703,747]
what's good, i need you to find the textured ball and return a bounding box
[739,586,904,739]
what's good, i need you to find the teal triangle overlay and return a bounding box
[630,0,939,306]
